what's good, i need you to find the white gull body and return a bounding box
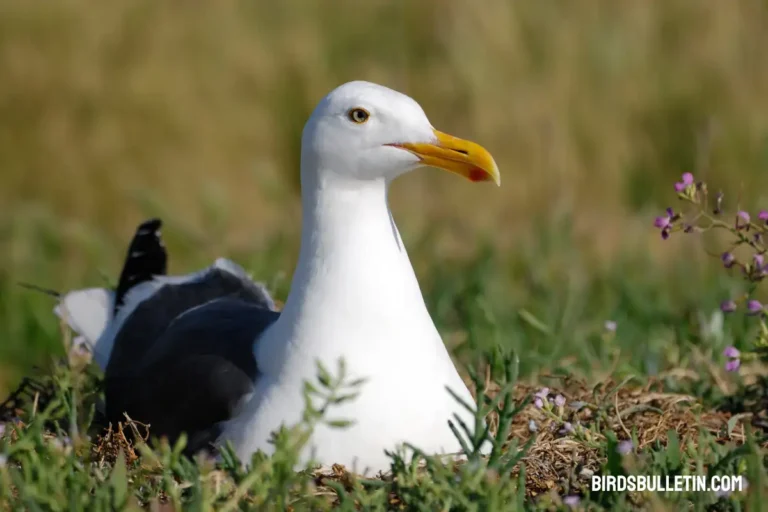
[55,81,500,475]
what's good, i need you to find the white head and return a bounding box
[301,81,500,186]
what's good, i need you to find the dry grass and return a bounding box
[509,381,749,495]
[5,362,753,501]
[2,354,762,509]
[309,375,761,504]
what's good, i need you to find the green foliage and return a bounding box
[0,341,765,510]
[1,213,768,509]
[0,357,533,511]
[2,213,768,509]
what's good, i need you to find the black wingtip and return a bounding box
[114,218,169,315]
[136,218,163,234]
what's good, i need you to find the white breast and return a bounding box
[220,180,481,474]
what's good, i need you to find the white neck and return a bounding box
[280,166,428,329]
[256,163,440,375]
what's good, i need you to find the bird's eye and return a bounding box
[347,108,370,124]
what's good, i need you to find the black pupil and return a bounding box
[354,110,366,121]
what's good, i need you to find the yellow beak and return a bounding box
[394,129,500,186]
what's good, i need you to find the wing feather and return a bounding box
[105,298,279,454]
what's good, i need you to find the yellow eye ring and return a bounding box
[348,108,370,124]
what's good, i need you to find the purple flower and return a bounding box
[755,254,765,267]
[560,422,574,434]
[721,252,735,268]
[720,300,737,313]
[653,216,671,229]
[654,208,676,239]
[604,320,617,332]
[737,210,751,230]
[674,172,694,193]
[759,210,768,223]
[534,397,544,409]
[554,394,566,407]
[617,440,634,455]
[535,387,550,399]
[563,495,580,509]
[724,345,741,372]
[747,299,763,315]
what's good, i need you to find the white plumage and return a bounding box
[54,81,500,475]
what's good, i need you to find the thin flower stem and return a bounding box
[656,174,768,371]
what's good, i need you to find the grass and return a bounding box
[0,313,766,510]
[1,0,768,509]
[0,226,766,509]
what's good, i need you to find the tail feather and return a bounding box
[114,218,168,315]
[28,218,170,371]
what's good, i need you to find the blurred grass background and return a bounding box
[2,0,768,393]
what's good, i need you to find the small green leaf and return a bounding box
[666,429,680,469]
[303,381,319,395]
[110,450,128,508]
[326,419,354,429]
[517,309,552,335]
[331,392,359,405]
[347,377,368,388]
[322,478,350,505]
[317,361,332,388]
[727,414,741,437]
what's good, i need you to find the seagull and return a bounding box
[55,81,500,475]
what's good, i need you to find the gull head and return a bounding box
[301,81,500,186]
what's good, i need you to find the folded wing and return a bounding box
[59,219,280,454]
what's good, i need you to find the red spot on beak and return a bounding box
[468,168,489,182]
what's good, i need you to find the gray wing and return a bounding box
[106,267,274,374]
[104,270,279,454]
